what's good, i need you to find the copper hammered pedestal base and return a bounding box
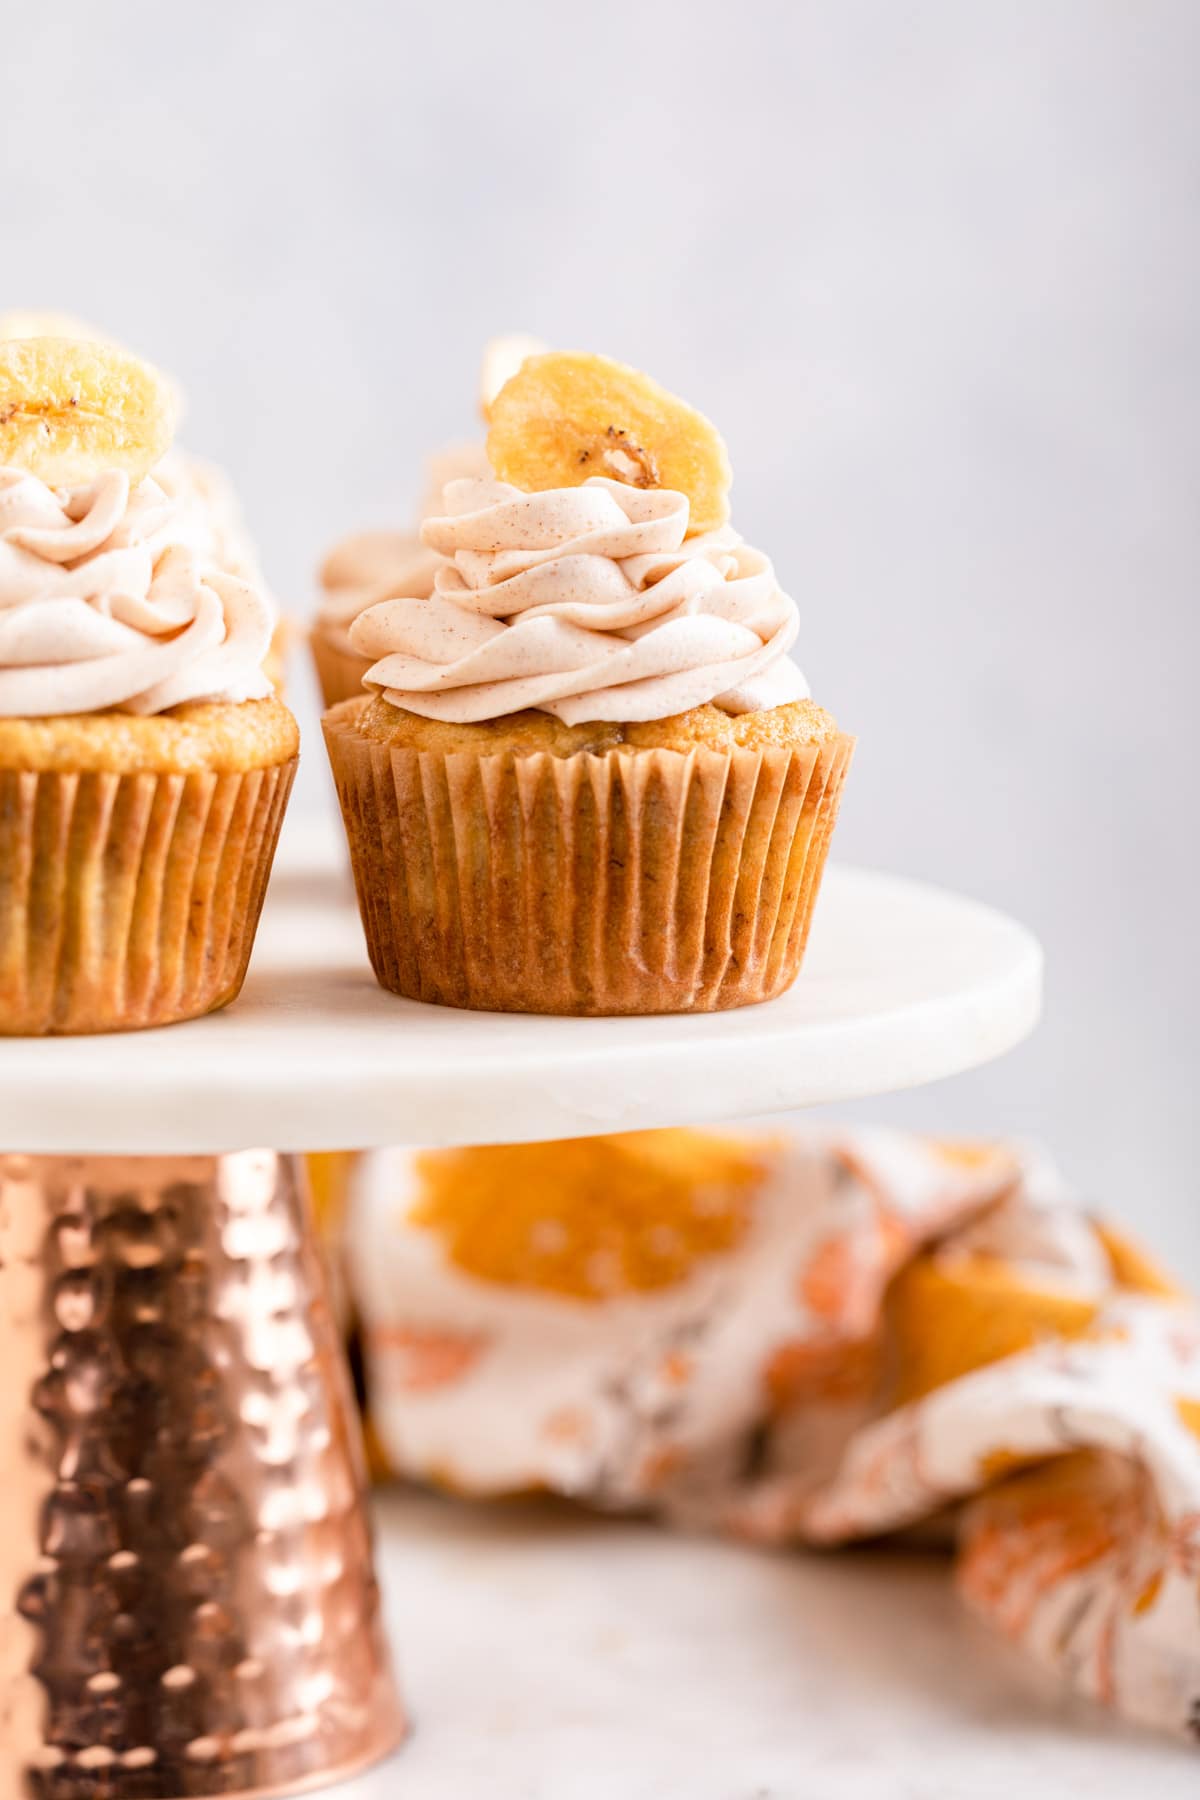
[0,1150,405,1800]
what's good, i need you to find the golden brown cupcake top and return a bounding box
[0,693,299,774]
[333,691,837,759]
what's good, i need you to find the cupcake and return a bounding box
[0,333,298,1034]
[323,351,853,1015]
[311,335,545,708]
[312,523,446,709]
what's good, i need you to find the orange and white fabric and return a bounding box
[332,1128,1200,1743]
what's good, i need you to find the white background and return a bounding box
[3,0,1197,1275]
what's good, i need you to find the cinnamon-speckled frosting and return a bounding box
[350,476,807,724]
[0,466,275,717]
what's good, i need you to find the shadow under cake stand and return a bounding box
[0,821,1042,1800]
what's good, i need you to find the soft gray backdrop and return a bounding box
[4,1,1197,1273]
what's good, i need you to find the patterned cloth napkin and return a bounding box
[311,1128,1200,1742]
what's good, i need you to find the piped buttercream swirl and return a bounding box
[350,476,807,724]
[0,466,275,717]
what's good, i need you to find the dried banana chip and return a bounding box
[487,350,732,536]
[0,336,177,487]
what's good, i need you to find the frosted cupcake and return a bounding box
[311,336,544,708]
[0,335,298,1034]
[0,308,290,693]
[323,352,853,1015]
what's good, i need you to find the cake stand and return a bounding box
[0,816,1047,1800]
[0,826,1042,1156]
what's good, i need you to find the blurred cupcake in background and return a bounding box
[313,524,446,710]
[324,350,853,1014]
[311,334,545,708]
[0,331,298,1033]
[155,447,292,691]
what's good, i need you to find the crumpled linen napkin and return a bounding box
[313,1128,1200,1742]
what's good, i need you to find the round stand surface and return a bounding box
[0,820,1042,1154]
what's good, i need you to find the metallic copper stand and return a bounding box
[0,1150,405,1800]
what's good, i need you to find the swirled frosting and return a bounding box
[349,476,807,724]
[0,466,275,717]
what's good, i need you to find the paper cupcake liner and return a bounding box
[310,627,372,709]
[0,756,296,1035]
[323,710,853,1014]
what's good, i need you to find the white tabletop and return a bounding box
[334,1488,1193,1800]
[0,822,1041,1154]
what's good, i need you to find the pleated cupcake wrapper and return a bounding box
[310,628,373,709]
[324,711,854,1014]
[0,757,297,1035]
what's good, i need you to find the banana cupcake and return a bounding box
[323,352,853,1015]
[0,334,298,1034]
